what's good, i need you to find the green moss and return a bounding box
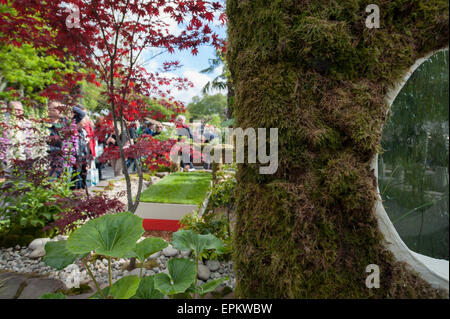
[227,0,448,298]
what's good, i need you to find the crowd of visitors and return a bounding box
[0,100,220,188]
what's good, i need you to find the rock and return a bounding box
[206,260,220,272]
[149,251,161,259]
[28,238,51,251]
[180,250,191,258]
[29,247,46,259]
[14,245,21,250]
[162,246,178,257]
[155,172,169,178]
[197,264,210,281]
[211,272,220,279]
[64,264,80,272]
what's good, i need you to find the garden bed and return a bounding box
[137,172,212,231]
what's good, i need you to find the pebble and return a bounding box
[197,264,210,281]
[206,260,220,272]
[162,246,178,257]
[0,242,236,290]
[30,247,46,259]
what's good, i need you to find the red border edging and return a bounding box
[143,219,181,232]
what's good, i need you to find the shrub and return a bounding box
[0,162,74,246]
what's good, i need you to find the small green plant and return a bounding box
[180,171,236,260]
[42,212,227,299]
[180,210,232,261]
[0,168,75,246]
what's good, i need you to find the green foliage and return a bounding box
[195,277,228,298]
[131,275,164,299]
[0,43,76,103]
[153,258,197,295]
[109,275,141,299]
[180,171,236,260]
[201,50,230,95]
[43,240,88,270]
[81,80,108,114]
[0,169,74,247]
[43,212,228,299]
[209,172,236,209]
[39,292,67,299]
[180,210,232,261]
[131,237,168,263]
[187,94,227,121]
[145,98,177,122]
[172,229,224,257]
[66,211,144,258]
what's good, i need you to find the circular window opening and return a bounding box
[378,50,449,261]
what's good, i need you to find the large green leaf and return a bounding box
[109,275,141,299]
[153,258,197,296]
[131,276,164,299]
[196,277,228,297]
[132,238,168,262]
[89,286,110,299]
[66,212,144,258]
[171,229,224,256]
[43,240,88,270]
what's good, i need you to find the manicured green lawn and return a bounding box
[140,172,212,205]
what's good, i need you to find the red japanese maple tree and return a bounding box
[0,0,226,212]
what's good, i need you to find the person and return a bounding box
[47,101,86,178]
[5,101,38,164]
[152,124,163,137]
[106,124,124,177]
[175,115,195,171]
[73,114,91,190]
[142,122,154,136]
[94,116,106,180]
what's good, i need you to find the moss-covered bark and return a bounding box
[227,0,448,298]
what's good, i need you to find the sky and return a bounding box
[141,8,228,106]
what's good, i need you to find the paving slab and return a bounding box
[0,273,28,299]
[18,277,65,299]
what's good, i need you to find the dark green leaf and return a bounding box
[131,276,164,299]
[43,240,88,270]
[154,258,197,295]
[132,238,168,262]
[66,212,144,258]
[172,229,224,256]
[110,275,141,299]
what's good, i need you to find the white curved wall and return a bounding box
[373,48,449,294]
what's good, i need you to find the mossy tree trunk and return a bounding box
[227,0,448,298]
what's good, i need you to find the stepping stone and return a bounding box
[18,277,65,299]
[0,273,28,299]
